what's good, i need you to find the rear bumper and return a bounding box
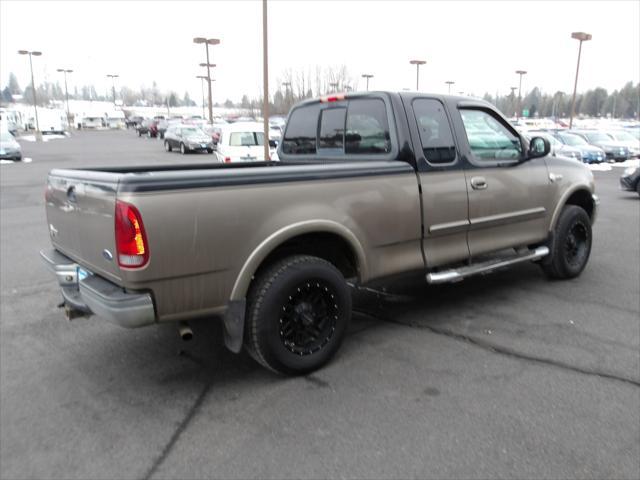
[40,249,156,328]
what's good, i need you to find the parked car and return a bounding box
[163,124,214,154]
[215,122,276,163]
[269,124,283,142]
[136,119,158,138]
[604,130,640,158]
[527,130,581,161]
[619,166,640,196]
[41,91,598,375]
[125,116,144,129]
[202,124,224,144]
[0,129,22,161]
[157,119,169,139]
[551,131,606,164]
[81,116,103,129]
[569,130,632,161]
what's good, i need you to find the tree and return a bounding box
[8,73,21,94]
[1,86,13,103]
[168,92,178,107]
[183,91,194,106]
[240,95,250,109]
[224,98,234,108]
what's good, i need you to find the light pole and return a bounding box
[194,36,220,124]
[445,80,455,94]
[510,86,518,117]
[410,59,426,91]
[261,0,269,162]
[18,49,42,139]
[329,82,339,93]
[196,75,208,119]
[57,68,73,128]
[569,32,592,128]
[515,70,527,120]
[106,74,119,106]
[362,74,373,91]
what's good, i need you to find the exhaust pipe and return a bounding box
[178,321,193,341]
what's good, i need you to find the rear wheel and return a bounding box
[636,181,640,197]
[138,130,142,137]
[180,143,188,155]
[244,255,351,375]
[164,141,172,152]
[540,205,592,279]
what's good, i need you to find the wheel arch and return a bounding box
[229,220,368,302]
[549,186,597,231]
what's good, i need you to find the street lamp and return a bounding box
[329,82,339,93]
[515,70,527,120]
[196,75,208,119]
[569,31,592,128]
[18,49,42,139]
[193,36,220,124]
[409,59,426,91]
[361,74,373,91]
[445,80,455,94]
[261,0,269,163]
[106,74,119,106]
[56,68,73,128]
[510,86,518,117]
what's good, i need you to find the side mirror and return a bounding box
[528,136,550,159]
[269,139,278,148]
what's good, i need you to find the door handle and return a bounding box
[470,176,488,190]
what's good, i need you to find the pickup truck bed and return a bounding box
[43,91,598,375]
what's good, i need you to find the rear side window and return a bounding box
[412,99,456,164]
[345,99,391,154]
[318,108,346,152]
[282,103,321,154]
[229,132,264,146]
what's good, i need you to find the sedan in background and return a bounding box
[163,125,214,154]
[137,119,158,138]
[551,131,606,164]
[605,130,640,158]
[619,166,640,196]
[569,130,632,161]
[0,129,22,161]
[527,130,581,161]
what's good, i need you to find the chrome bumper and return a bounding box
[40,249,155,328]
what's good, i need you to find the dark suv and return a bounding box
[569,130,632,162]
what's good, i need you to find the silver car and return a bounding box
[0,130,22,161]
[163,125,214,155]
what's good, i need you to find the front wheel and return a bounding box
[206,148,213,154]
[164,141,172,152]
[540,205,592,279]
[244,255,351,375]
[180,143,187,155]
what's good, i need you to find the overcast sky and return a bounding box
[1,0,638,102]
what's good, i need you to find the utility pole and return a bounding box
[445,80,455,94]
[18,50,42,140]
[57,68,73,128]
[410,59,426,91]
[515,70,527,120]
[106,74,119,106]
[361,74,373,91]
[194,37,220,123]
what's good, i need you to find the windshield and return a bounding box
[0,131,14,142]
[584,132,611,142]
[559,133,587,146]
[609,131,637,142]
[181,127,205,136]
[230,131,265,146]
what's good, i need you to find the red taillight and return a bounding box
[320,93,346,103]
[224,157,231,163]
[115,200,149,268]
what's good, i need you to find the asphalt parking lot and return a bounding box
[1,129,639,480]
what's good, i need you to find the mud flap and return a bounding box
[222,299,246,353]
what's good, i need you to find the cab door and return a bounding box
[453,107,552,258]
[404,97,471,268]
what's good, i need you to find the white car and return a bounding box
[215,122,277,163]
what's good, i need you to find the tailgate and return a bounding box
[45,170,122,283]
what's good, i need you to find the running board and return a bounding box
[426,246,549,284]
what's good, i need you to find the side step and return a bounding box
[426,246,549,284]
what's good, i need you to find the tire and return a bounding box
[147,131,152,138]
[244,255,351,375]
[138,130,142,137]
[206,148,213,154]
[180,143,187,155]
[164,141,172,152]
[636,181,640,197]
[541,205,592,279]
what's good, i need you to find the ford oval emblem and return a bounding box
[102,249,113,261]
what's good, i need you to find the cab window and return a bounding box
[460,109,522,162]
[413,99,456,165]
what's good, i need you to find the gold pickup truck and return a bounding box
[41,92,598,374]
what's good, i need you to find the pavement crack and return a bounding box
[354,308,640,388]
[142,380,213,480]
